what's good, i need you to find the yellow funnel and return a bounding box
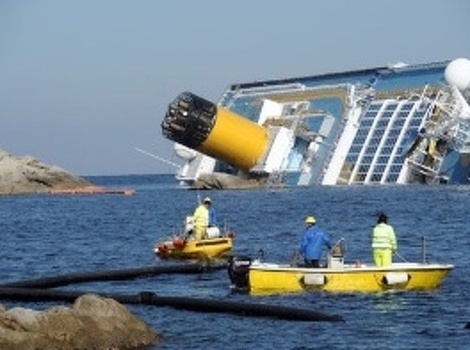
[198,107,268,170]
[162,92,269,171]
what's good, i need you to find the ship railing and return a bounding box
[423,87,470,150]
[231,83,305,96]
[318,88,362,183]
[406,147,444,183]
[231,83,350,100]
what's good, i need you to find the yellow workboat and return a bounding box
[228,240,453,295]
[154,216,235,260]
[155,235,233,260]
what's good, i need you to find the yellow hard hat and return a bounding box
[203,197,211,203]
[305,216,316,224]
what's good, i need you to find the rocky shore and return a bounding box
[0,149,93,196]
[0,294,161,349]
[190,172,284,190]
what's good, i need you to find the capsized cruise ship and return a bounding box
[161,58,470,186]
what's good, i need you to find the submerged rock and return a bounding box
[0,149,93,195]
[191,172,285,190]
[0,294,162,349]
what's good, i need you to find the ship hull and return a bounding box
[163,59,470,187]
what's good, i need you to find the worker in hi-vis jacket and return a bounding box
[371,212,397,267]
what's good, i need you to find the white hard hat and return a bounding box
[305,216,316,224]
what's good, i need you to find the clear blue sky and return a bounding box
[1,0,469,176]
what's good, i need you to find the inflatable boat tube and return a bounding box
[0,288,344,322]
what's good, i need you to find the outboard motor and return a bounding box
[227,256,252,292]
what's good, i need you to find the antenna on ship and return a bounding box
[135,147,181,168]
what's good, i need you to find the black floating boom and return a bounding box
[0,262,344,322]
[0,288,344,322]
[0,263,225,289]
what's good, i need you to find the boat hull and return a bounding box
[245,262,453,295]
[155,237,233,260]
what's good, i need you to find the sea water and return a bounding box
[0,174,469,349]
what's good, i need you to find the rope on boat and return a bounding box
[394,252,408,262]
[0,287,344,322]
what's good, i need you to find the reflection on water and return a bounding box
[372,292,405,312]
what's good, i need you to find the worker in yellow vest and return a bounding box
[371,213,397,267]
[192,197,212,240]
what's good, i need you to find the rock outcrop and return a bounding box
[191,172,284,190]
[0,294,161,349]
[0,149,93,195]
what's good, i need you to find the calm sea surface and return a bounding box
[1,174,469,349]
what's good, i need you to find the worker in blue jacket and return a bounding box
[209,205,218,227]
[299,216,332,267]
